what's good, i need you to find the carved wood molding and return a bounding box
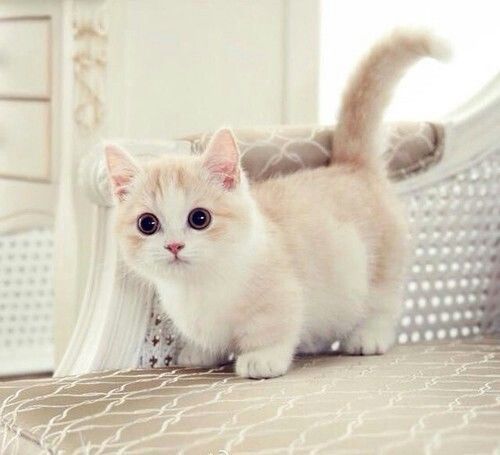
[72,1,108,133]
[0,209,52,235]
[53,0,111,366]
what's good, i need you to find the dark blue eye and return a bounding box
[137,213,160,235]
[188,208,211,230]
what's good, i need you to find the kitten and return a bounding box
[105,30,449,378]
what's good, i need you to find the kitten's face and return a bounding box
[106,129,254,281]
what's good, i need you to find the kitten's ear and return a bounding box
[202,128,241,190]
[104,144,140,201]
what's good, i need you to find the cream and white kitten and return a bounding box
[105,30,448,378]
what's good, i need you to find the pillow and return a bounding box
[184,121,444,182]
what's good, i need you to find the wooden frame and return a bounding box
[0,209,52,235]
[0,15,52,182]
[0,99,52,183]
[0,15,52,99]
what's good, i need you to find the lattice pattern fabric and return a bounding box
[186,121,442,183]
[1,337,498,454]
[0,229,54,375]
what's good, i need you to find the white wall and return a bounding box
[284,0,319,124]
[108,0,292,139]
[106,0,320,139]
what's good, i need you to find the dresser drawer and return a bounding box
[0,17,50,98]
[0,100,51,181]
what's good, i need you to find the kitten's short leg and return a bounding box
[176,341,226,368]
[235,283,302,379]
[236,341,296,379]
[342,286,401,355]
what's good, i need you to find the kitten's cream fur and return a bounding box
[106,30,448,378]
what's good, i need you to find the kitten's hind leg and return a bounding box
[342,286,401,355]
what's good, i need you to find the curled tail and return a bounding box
[332,28,450,169]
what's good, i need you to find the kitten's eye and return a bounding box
[188,208,211,230]
[137,213,160,235]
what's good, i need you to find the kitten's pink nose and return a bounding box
[165,242,185,255]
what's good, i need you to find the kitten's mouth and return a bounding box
[168,256,188,265]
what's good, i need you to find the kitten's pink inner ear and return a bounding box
[104,144,139,201]
[202,128,241,190]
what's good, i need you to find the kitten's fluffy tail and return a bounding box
[332,28,450,169]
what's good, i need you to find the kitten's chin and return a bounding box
[163,260,191,275]
[167,257,189,266]
[146,259,194,281]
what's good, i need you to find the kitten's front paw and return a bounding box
[342,324,395,355]
[236,347,292,379]
[176,344,221,368]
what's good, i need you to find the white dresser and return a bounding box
[0,1,62,376]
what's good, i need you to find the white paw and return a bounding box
[176,344,221,368]
[343,325,395,356]
[236,349,292,379]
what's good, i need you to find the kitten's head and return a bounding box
[105,129,256,281]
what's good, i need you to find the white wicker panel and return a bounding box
[140,150,500,367]
[0,228,54,375]
[483,259,500,333]
[398,150,500,344]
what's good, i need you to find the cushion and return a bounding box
[1,337,498,454]
[184,121,443,182]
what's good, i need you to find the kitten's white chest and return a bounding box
[155,280,234,352]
